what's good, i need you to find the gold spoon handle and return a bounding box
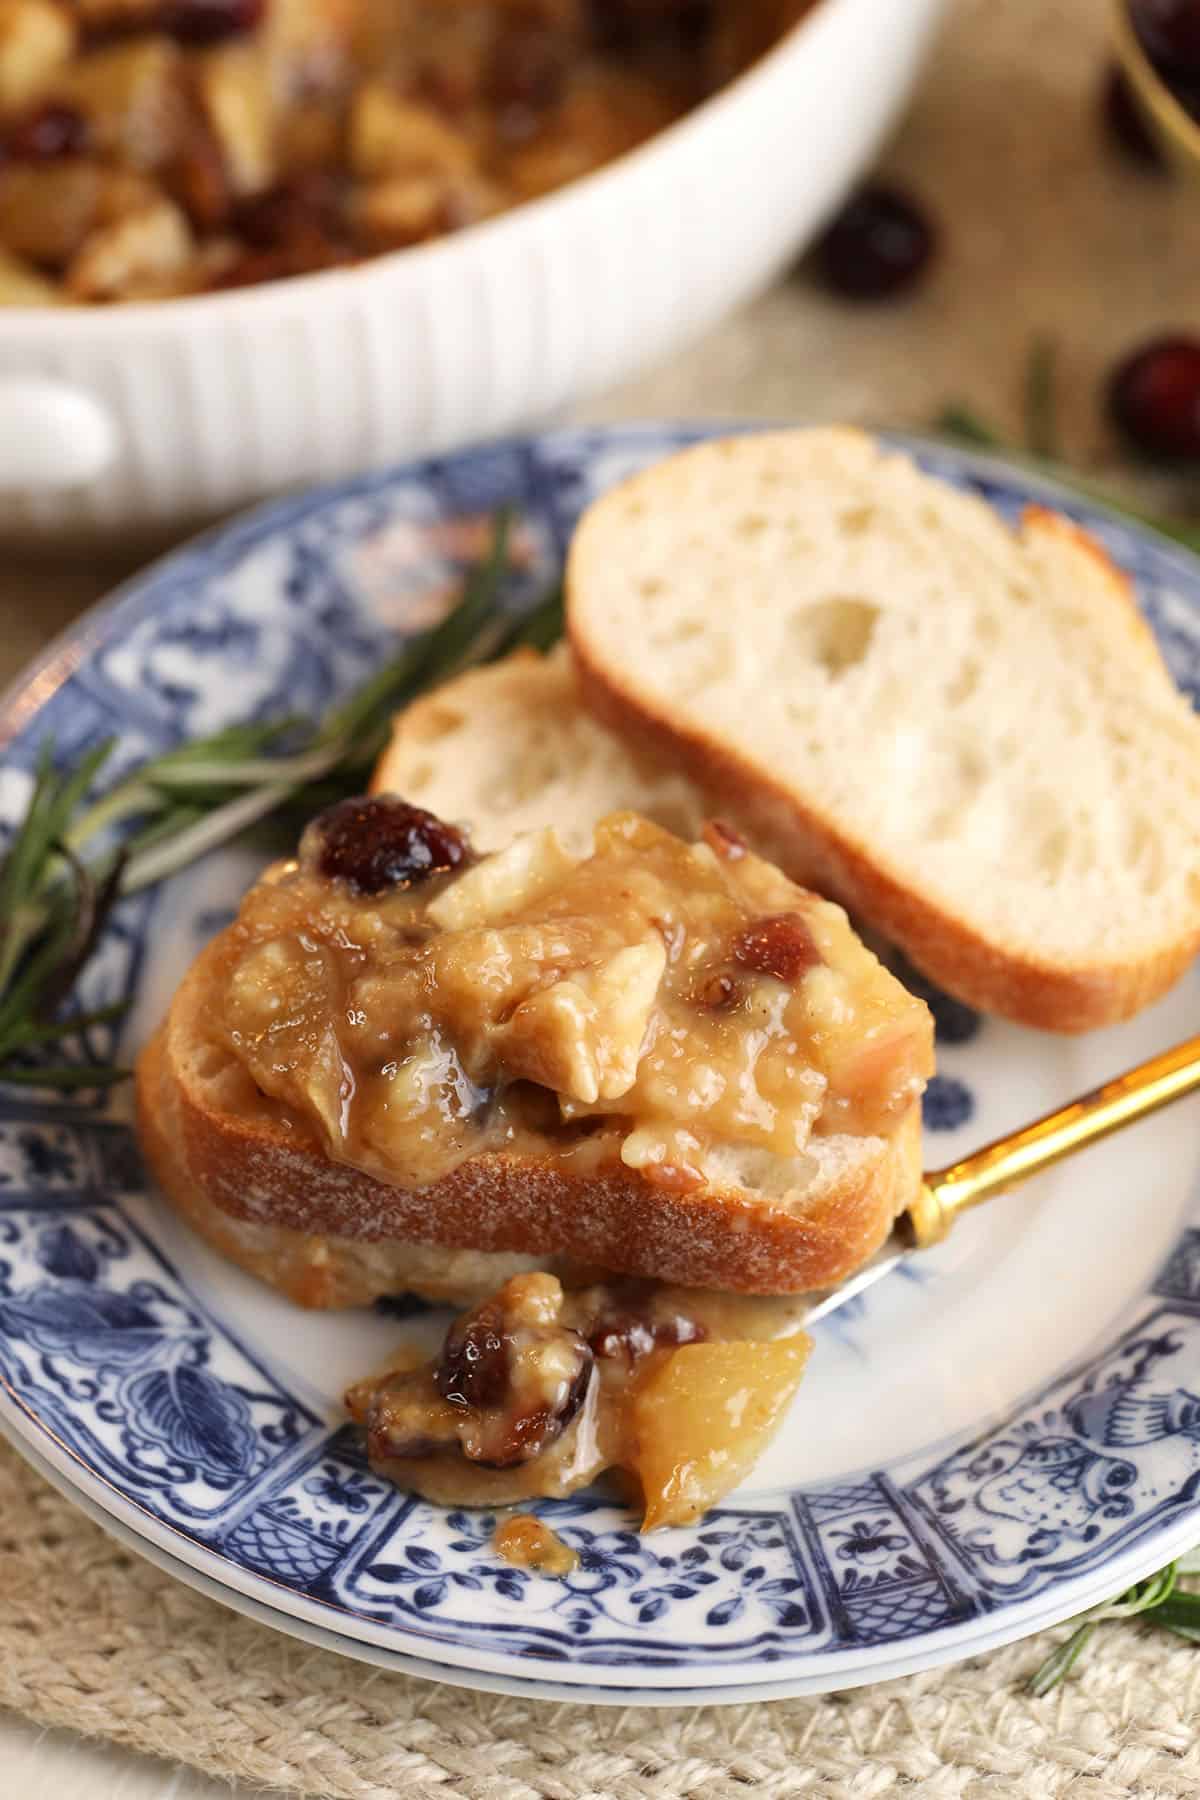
[906,1032,1200,1248]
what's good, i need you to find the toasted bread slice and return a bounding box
[567,428,1200,1031]
[137,808,928,1307]
[138,952,922,1306]
[372,644,708,853]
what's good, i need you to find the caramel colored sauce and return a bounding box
[346,1271,813,1529]
[493,1513,579,1577]
[218,809,932,1195]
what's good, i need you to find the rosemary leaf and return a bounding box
[121,781,305,895]
[497,583,565,656]
[324,507,514,749]
[5,1002,129,1048]
[33,845,127,1023]
[0,509,549,1093]
[935,404,1200,554]
[1024,337,1060,462]
[1026,1559,1186,1694]
[1026,1621,1098,1698]
[930,404,1005,448]
[0,1062,130,1089]
[1140,1592,1200,1641]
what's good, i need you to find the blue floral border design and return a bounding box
[0,424,1199,1678]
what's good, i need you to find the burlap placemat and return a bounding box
[4,0,1200,1792]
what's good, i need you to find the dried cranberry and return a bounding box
[436,1311,509,1411]
[233,172,345,251]
[730,913,821,984]
[5,103,89,161]
[587,0,711,52]
[1102,65,1168,168]
[303,796,469,894]
[589,1289,707,1362]
[485,21,569,120]
[161,0,264,45]
[1131,0,1200,77]
[408,61,473,116]
[166,131,231,231]
[1108,334,1200,459]
[435,1294,593,1468]
[814,183,936,302]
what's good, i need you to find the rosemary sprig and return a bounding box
[932,388,1200,556]
[0,509,562,1091]
[1027,1556,1200,1694]
[1023,335,1060,465]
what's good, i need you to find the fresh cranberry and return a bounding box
[814,183,936,302]
[730,913,821,984]
[303,796,470,894]
[1131,0,1200,76]
[161,0,264,45]
[1102,65,1168,168]
[4,103,89,160]
[1108,334,1200,459]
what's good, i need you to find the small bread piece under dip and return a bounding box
[346,1271,811,1529]
[137,799,931,1303]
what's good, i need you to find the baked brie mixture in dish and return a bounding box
[346,1270,812,1527]
[0,0,811,303]
[215,798,933,1194]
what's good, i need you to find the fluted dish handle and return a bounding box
[0,377,118,489]
[908,1033,1200,1247]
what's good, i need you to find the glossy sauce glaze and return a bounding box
[345,1270,812,1527]
[492,1513,579,1576]
[216,802,933,1196]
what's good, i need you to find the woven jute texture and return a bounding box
[3,1437,1200,1799]
[5,0,1200,1794]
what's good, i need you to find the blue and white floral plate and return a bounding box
[3,424,1200,1705]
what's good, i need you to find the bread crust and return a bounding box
[135,935,923,1306]
[566,435,1200,1033]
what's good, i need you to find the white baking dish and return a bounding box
[0,0,945,541]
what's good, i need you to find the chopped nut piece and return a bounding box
[67,192,193,296]
[223,804,931,1190]
[195,41,274,193]
[426,829,576,931]
[0,243,67,302]
[61,38,187,168]
[502,936,666,1104]
[347,82,475,180]
[0,0,73,110]
[0,160,107,264]
[348,168,497,251]
[346,1272,812,1528]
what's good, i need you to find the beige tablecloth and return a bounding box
[3,2,1200,1793]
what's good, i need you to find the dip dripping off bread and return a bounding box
[567,428,1200,1031]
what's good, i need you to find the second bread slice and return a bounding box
[567,428,1200,1031]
